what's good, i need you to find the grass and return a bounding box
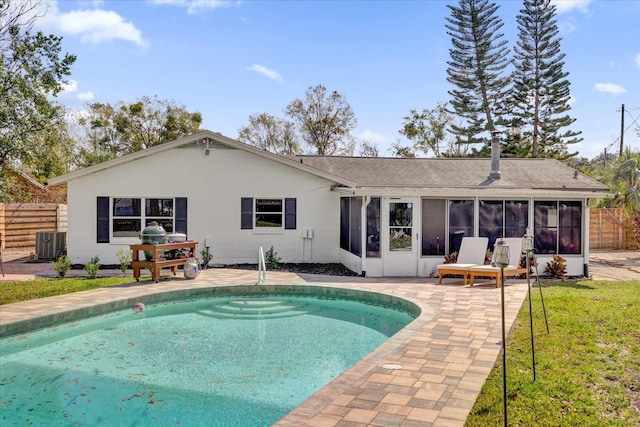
[466,279,640,427]
[0,275,146,305]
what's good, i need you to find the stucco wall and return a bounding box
[65,146,341,265]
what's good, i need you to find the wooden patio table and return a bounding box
[130,240,197,283]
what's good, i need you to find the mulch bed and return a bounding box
[224,263,359,276]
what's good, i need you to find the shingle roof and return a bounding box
[294,156,609,192]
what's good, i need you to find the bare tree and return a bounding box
[285,85,357,155]
[238,113,301,155]
[357,140,379,157]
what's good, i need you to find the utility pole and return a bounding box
[620,103,625,156]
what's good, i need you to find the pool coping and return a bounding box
[0,268,529,426]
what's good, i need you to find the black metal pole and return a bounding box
[501,266,507,427]
[534,260,550,334]
[526,252,536,381]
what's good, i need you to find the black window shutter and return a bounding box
[285,198,296,230]
[175,197,188,234]
[97,197,110,243]
[241,198,253,229]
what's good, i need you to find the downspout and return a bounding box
[584,201,591,278]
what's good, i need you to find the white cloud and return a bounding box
[60,80,93,101]
[245,65,284,83]
[358,130,385,144]
[77,91,94,101]
[61,80,79,93]
[37,1,145,46]
[551,0,593,14]
[634,53,640,68]
[151,0,236,15]
[594,83,627,95]
[558,17,577,34]
[65,108,90,124]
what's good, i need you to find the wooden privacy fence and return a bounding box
[0,203,67,251]
[589,208,637,250]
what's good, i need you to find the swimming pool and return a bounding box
[0,286,419,426]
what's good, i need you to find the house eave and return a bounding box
[332,186,611,199]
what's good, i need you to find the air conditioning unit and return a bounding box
[36,231,67,260]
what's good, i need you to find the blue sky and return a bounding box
[34,0,640,159]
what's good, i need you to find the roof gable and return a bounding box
[46,130,356,187]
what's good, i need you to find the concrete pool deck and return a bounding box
[1,265,535,427]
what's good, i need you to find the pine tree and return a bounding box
[509,0,581,158]
[445,0,511,153]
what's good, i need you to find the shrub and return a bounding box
[200,247,213,269]
[265,246,281,270]
[51,255,72,278]
[116,247,132,276]
[544,254,567,279]
[84,255,101,279]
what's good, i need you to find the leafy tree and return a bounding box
[237,113,300,155]
[285,85,357,155]
[76,96,202,166]
[114,95,202,153]
[509,0,581,158]
[445,0,510,150]
[610,148,640,247]
[27,113,75,181]
[0,0,76,169]
[75,102,121,166]
[399,103,452,157]
[389,141,416,158]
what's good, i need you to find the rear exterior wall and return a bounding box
[65,145,340,266]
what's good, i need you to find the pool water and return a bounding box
[1,294,415,426]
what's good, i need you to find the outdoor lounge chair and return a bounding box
[437,237,489,285]
[468,237,527,288]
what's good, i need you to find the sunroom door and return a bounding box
[383,198,418,276]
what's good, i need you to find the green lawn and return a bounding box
[0,275,144,305]
[466,279,640,427]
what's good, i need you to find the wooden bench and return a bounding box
[130,241,197,283]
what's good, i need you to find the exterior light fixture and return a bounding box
[522,227,533,252]
[493,238,510,268]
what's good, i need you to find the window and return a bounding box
[479,200,529,246]
[389,202,412,251]
[97,197,187,243]
[421,199,446,256]
[112,198,142,237]
[256,199,283,228]
[449,200,474,253]
[340,197,362,256]
[534,200,581,254]
[366,198,380,257]
[240,198,296,231]
[146,198,175,233]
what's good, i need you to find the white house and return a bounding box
[47,130,610,278]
